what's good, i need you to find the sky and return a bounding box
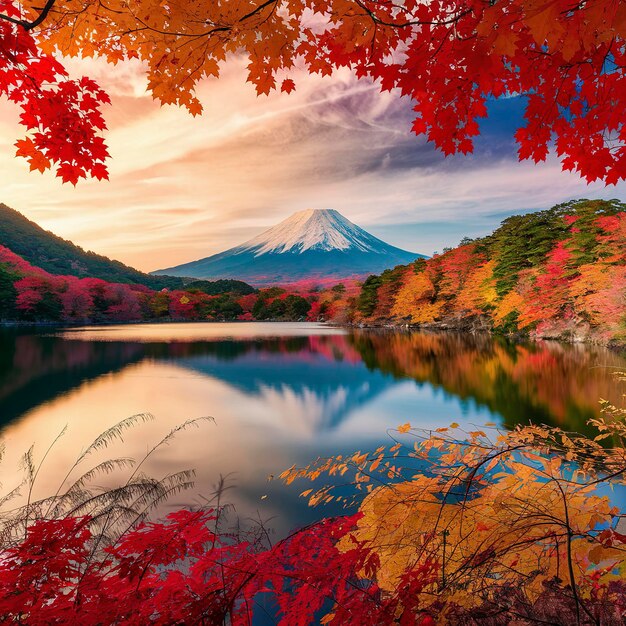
[0,56,624,272]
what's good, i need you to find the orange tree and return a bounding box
[0,0,624,184]
[281,402,626,624]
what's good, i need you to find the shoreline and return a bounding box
[2,317,624,351]
[0,318,262,329]
[334,318,626,352]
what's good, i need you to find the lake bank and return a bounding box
[4,313,624,352]
[342,314,626,351]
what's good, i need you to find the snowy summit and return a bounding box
[241,209,381,255]
[154,209,425,285]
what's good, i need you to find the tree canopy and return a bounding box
[0,0,624,185]
[328,198,626,344]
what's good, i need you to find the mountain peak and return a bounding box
[153,208,426,285]
[239,208,380,255]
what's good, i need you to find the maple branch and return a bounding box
[0,12,22,26]
[24,0,57,30]
[120,0,279,43]
[352,0,473,29]
[0,0,57,30]
[553,479,600,626]
[238,0,278,24]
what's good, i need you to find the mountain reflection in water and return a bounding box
[0,323,623,534]
[1,324,623,433]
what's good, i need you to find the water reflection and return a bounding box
[2,324,623,434]
[171,343,394,434]
[0,330,145,426]
[347,331,626,433]
[0,323,623,534]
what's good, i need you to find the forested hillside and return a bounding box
[317,199,626,344]
[0,203,185,289]
[0,245,314,324]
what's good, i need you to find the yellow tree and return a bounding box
[455,260,498,315]
[283,413,626,624]
[391,270,443,324]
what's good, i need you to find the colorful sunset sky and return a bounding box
[0,56,624,272]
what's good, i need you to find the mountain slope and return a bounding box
[154,209,425,284]
[0,203,183,289]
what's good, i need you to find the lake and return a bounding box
[1,322,624,536]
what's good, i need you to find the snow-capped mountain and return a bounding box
[153,209,425,285]
[241,208,386,254]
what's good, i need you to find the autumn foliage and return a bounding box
[2,398,626,624]
[1,198,624,344]
[0,244,318,324]
[0,0,109,184]
[0,511,384,625]
[339,199,626,344]
[282,400,626,624]
[0,0,624,183]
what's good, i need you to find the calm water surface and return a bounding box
[1,322,624,535]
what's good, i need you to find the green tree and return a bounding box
[284,295,311,319]
[357,275,382,318]
[267,298,287,319]
[489,207,569,296]
[252,297,270,320]
[0,263,17,319]
[206,295,244,320]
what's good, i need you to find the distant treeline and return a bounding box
[314,199,626,344]
[0,246,313,324]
